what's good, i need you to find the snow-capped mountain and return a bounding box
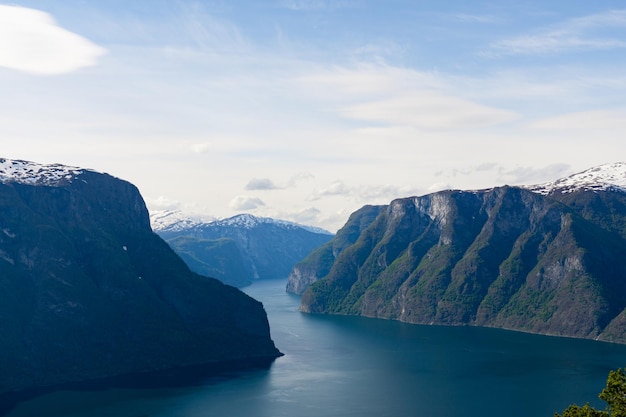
[0,158,88,186]
[151,211,332,236]
[150,210,216,233]
[525,162,626,195]
[152,212,334,287]
[208,213,333,235]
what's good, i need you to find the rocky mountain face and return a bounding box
[153,212,333,287]
[286,205,384,294]
[296,163,626,344]
[0,159,281,395]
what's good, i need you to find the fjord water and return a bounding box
[6,279,626,417]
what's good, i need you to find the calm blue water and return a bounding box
[5,278,626,417]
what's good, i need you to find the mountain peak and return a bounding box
[151,210,332,235]
[0,158,90,187]
[212,214,332,235]
[150,210,216,232]
[525,162,626,195]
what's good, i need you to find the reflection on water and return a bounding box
[4,278,626,417]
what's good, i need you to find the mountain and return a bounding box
[286,205,384,294]
[295,163,626,344]
[150,210,216,233]
[0,159,281,396]
[153,212,334,287]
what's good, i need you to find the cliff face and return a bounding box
[286,205,384,294]
[0,161,280,394]
[299,185,626,344]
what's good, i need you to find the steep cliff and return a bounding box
[299,164,626,344]
[0,159,281,395]
[286,205,384,294]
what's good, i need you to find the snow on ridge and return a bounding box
[0,158,86,186]
[525,162,626,195]
[149,210,215,232]
[211,214,333,235]
[151,211,332,235]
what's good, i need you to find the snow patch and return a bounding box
[525,162,626,195]
[211,214,333,235]
[0,158,87,186]
[150,210,216,232]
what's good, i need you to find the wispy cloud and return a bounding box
[496,164,572,185]
[296,64,445,97]
[341,93,518,129]
[433,163,572,189]
[307,180,419,202]
[528,109,626,130]
[454,13,502,24]
[278,0,354,11]
[296,64,518,129]
[489,9,626,55]
[0,5,106,75]
[178,4,249,52]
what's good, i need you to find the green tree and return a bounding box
[556,368,626,417]
[555,403,607,417]
[599,368,626,417]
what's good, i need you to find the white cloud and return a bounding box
[489,9,626,56]
[308,180,419,203]
[245,178,281,190]
[147,196,181,211]
[287,172,315,186]
[528,109,626,130]
[497,164,572,185]
[295,64,518,129]
[341,93,518,129]
[427,182,453,193]
[229,195,266,210]
[309,180,351,200]
[296,64,445,97]
[0,5,106,75]
[190,142,213,153]
[290,207,322,224]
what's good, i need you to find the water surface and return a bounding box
[5,278,626,417]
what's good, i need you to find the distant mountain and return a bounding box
[0,159,280,395]
[293,163,626,344]
[524,162,626,195]
[150,210,216,233]
[152,212,334,287]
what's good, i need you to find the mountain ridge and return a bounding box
[151,210,332,236]
[291,163,626,344]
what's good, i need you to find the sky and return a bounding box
[1,0,626,232]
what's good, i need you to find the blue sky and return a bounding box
[2,1,626,231]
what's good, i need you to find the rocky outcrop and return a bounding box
[0,159,281,395]
[299,180,626,344]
